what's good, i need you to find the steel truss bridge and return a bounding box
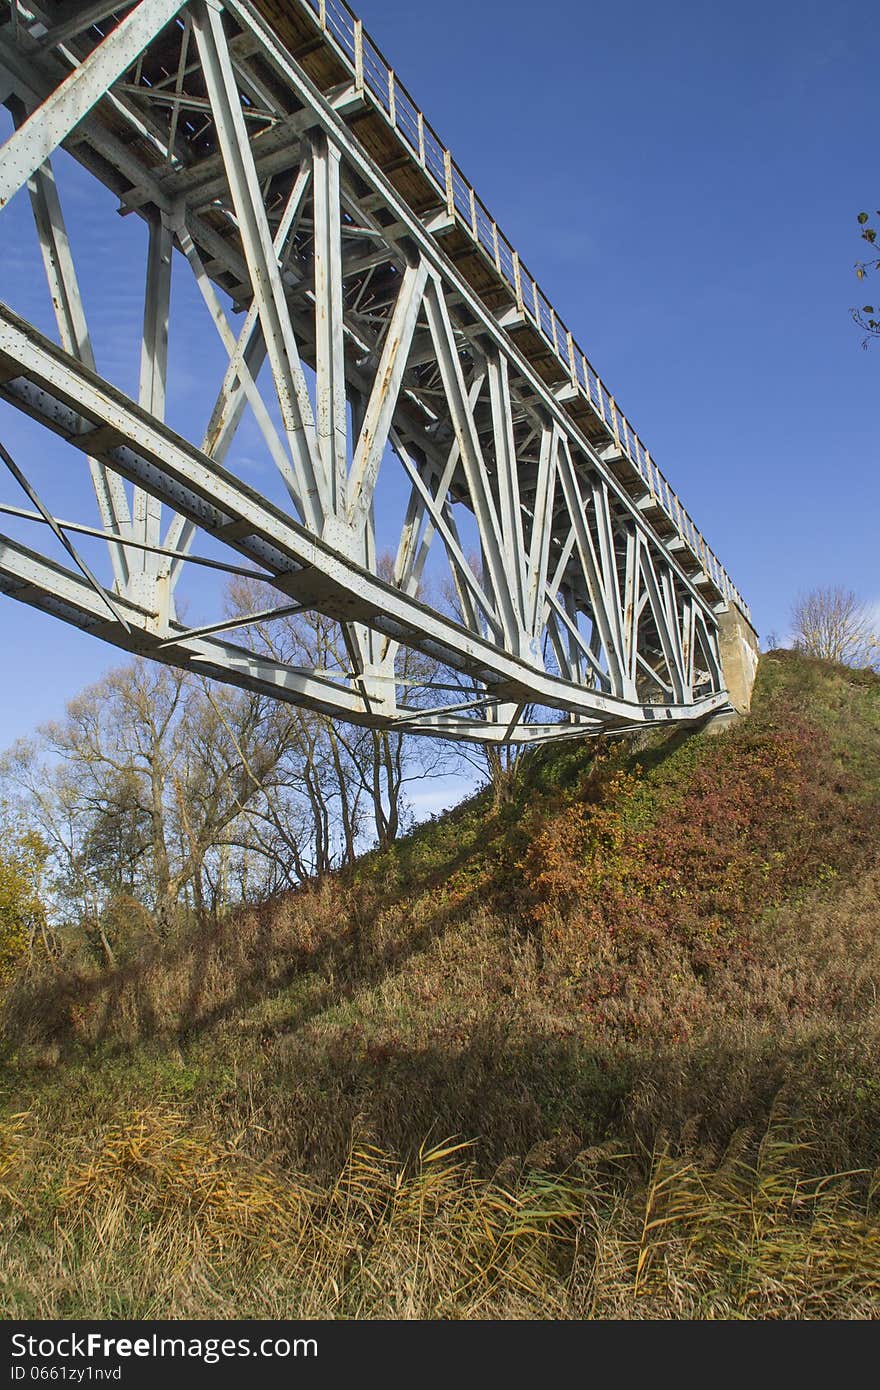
[0,0,752,744]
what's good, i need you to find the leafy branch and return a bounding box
[853,210,880,346]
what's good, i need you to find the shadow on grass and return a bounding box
[208,1020,880,1184]
[4,867,496,1060]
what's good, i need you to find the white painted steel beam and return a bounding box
[39,3,140,52]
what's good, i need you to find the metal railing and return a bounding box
[299,0,749,618]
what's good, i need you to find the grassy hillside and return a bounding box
[2,651,879,1318]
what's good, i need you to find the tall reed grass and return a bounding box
[1,1106,877,1318]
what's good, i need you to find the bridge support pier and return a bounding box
[718,604,760,714]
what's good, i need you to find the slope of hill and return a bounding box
[1,651,879,1318]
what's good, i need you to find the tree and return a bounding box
[226,570,457,859]
[0,661,306,941]
[0,566,470,958]
[853,210,880,346]
[790,587,878,669]
[0,813,49,984]
[438,561,536,804]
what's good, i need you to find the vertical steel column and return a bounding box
[345,259,429,538]
[487,350,529,647]
[18,118,131,592]
[555,436,626,696]
[311,131,348,526]
[192,0,326,534]
[525,423,557,648]
[131,213,172,615]
[423,275,523,655]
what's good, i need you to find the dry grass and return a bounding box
[579,1124,880,1318]
[1,1106,577,1318]
[1,1106,878,1319]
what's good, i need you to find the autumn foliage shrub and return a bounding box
[520,706,874,1035]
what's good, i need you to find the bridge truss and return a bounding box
[0,0,748,743]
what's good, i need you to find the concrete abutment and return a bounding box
[718,604,760,715]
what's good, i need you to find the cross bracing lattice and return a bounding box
[0,0,747,742]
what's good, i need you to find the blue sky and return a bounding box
[0,0,877,758]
